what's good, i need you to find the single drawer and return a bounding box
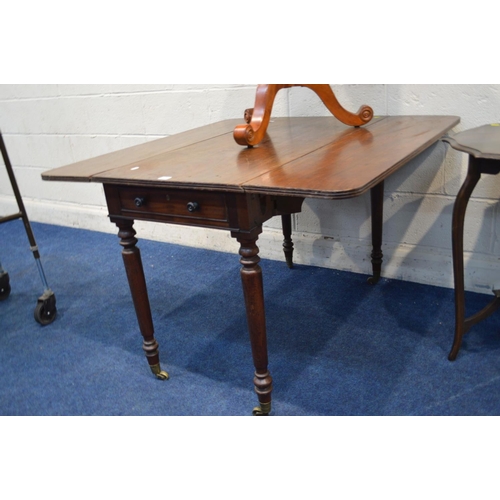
[105,185,231,227]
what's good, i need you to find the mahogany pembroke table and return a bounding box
[42,114,459,415]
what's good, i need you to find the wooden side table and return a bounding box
[443,124,500,360]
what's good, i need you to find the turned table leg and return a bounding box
[236,232,273,416]
[449,159,481,361]
[368,180,384,285]
[281,214,294,269]
[115,220,169,380]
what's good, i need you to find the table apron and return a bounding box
[103,184,305,234]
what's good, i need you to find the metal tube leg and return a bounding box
[1,130,57,323]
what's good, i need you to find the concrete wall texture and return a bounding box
[1,84,500,294]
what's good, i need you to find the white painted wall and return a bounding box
[1,84,500,294]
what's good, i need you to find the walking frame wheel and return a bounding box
[0,271,10,301]
[34,289,57,325]
[1,130,57,325]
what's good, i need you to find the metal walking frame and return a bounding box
[0,130,57,325]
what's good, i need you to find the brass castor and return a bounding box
[150,364,170,380]
[252,402,271,416]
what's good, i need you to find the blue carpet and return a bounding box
[1,220,500,416]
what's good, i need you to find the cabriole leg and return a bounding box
[449,160,481,361]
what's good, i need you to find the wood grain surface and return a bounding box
[443,124,500,160]
[43,116,460,199]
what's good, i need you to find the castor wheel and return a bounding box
[150,363,170,380]
[34,289,57,325]
[155,370,170,381]
[252,402,271,416]
[0,272,11,301]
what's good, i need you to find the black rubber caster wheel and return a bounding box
[0,272,11,301]
[34,290,57,325]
